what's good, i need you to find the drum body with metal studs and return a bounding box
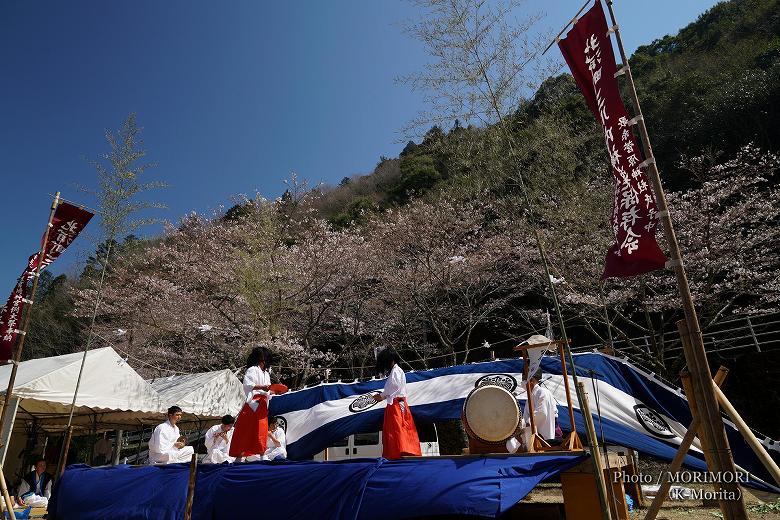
[462,385,520,444]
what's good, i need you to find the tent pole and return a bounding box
[135,425,144,464]
[0,398,19,467]
[113,430,123,465]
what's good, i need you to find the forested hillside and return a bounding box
[27,0,780,434]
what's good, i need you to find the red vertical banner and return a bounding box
[29,202,95,272]
[0,276,29,359]
[0,202,93,361]
[558,1,667,278]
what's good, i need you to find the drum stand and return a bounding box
[514,340,583,453]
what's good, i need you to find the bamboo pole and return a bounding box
[678,321,744,517]
[57,239,113,474]
[644,367,729,520]
[713,383,780,487]
[0,192,60,441]
[0,466,15,515]
[0,192,60,515]
[55,426,74,478]
[183,452,198,520]
[577,382,612,520]
[534,231,591,429]
[603,2,748,518]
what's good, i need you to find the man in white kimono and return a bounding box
[523,371,558,440]
[204,415,235,464]
[263,416,287,461]
[148,406,195,464]
[506,371,559,453]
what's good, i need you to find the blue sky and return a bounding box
[0,0,720,295]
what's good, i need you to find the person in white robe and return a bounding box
[17,459,52,508]
[263,416,287,461]
[522,371,558,440]
[148,406,195,464]
[230,347,276,460]
[505,371,559,453]
[204,415,235,464]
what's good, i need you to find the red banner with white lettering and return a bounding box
[0,202,93,360]
[558,2,667,278]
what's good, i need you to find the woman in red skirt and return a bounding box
[230,346,276,460]
[372,348,421,459]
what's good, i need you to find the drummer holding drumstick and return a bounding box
[372,348,422,459]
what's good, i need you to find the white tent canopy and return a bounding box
[0,347,165,432]
[148,370,244,420]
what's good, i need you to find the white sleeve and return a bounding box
[380,367,403,399]
[204,426,216,449]
[243,367,258,396]
[148,425,163,454]
[243,367,270,398]
[18,480,29,496]
[44,480,52,499]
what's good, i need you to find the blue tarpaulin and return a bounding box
[269,354,780,493]
[50,454,586,520]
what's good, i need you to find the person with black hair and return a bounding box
[372,348,421,459]
[148,406,195,464]
[229,346,276,460]
[204,414,235,464]
[263,416,287,461]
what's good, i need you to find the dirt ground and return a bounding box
[520,454,780,519]
[521,483,780,519]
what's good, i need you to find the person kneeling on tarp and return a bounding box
[148,405,195,464]
[16,458,51,508]
[204,414,236,464]
[263,416,287,461]
[372,348,421,460]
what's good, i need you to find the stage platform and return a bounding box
[49,453,587,520]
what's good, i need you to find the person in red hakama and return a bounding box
[230,346,276,460]
[372,348,421,459]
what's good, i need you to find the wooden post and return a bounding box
[0,192,60,442]
[0,192,60,515]
[603,2,748,518]
[0,466,15,516]
[521,350,538,440]
[183,452,198,520]
[678,321,745,517]
[644,367,729,520]
[577,382,612,520]
[558,344,578,438]
[713,383,780,486]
